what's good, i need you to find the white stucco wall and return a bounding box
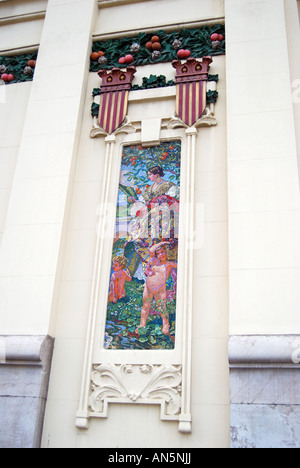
[0,82,31,247]
[226,0,300,336]
[0,0,47,52]
[1,0,300,449]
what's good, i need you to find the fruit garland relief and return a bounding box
[0,52,38,85]
[90,26,224,117]
[90,25,225,70]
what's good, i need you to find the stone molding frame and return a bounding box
[229,335,300,368]
[0,335,54,449]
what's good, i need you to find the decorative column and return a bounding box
[170,56,217,433]
[178,126,197,433]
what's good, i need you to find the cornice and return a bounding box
[98,0,153,7]
[0,10,45,26]
[229,335,300,369]
[0,335,54,366]
[93,18,225,41]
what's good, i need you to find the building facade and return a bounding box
[0,0,300,449]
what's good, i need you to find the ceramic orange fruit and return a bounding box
[152,42,162,51]
[146,42,153,51]
[151,36,160,43]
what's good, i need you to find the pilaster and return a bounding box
[225,0,300,335]
[0,0,98,336]
[225,0,300,448]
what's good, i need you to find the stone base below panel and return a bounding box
[231,404,300,449]
[229,335,300,449]
[0,335,54,449]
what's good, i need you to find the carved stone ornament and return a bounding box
[172,56,213,127]
[168,107,217,130]
[89,364,182,421]
[90,115,137,138]
[172,56,212,84]
[98,66,137,93]
[96,66,137,135]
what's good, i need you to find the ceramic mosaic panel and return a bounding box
[104,141,181,350]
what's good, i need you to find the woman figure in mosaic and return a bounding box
[128,165,180,258]
[126,166,179,334]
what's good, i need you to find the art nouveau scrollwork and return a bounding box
[90,115,137,138]
[89,364,182,420]
[168,107,217,130]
